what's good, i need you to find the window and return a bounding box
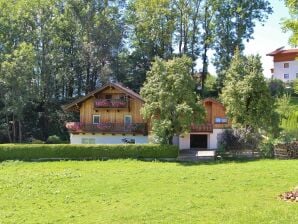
[93,115,100,124]
[105,94,112,99]
[124,115,132,125]
[284,74,289,79]
[215,117,228,124]
[82,138,95,144]
[284,63,289,68]
[296,73,298,78]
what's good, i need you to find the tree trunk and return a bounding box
[18,121,22,143]
[12,113,16,143]
[6,113,12,143]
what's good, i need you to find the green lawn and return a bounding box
[0,160,297,224]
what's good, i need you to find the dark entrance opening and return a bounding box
[190,134,208,149]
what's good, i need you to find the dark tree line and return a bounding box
[0,0,272,142]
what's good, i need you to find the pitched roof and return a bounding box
[267,47,298,56]
[203,98,225,108]
[62,82,144,111]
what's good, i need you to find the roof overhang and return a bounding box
[62,83,144,112]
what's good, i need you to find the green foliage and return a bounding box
[0,144,178,161]
[281,111,298,137]
[267,79,286,97]
[218,129,261,151]
[221,50,279,135]
[259,137,275,158]
[214,0,272,89]
[282,0,298,46]
[294,79,298,94]
[201,74,218,97]
[46,135,62,144]
[31,139,45,144]
[276,94,292,120]
[140,56,205,144]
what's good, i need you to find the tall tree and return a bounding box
[213,0,272,90]
[140,56,205,144]
[0,43,36,142]
[220,50,279,135]
[282,0,298,46]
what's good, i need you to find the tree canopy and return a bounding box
[140,56,205,144]
[220,50,279,135]
[0,0,275,142]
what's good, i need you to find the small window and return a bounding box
[105,94,112,99]
[215,117,228,124]
[124,115,132,125]
[93,115,100,124]
[284,74,289,79]
[296,73,298,78]
[82,138,95,144]
[284,63,289,68]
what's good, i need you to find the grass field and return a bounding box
[0,160,297,224]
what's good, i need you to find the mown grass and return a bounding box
[0,160,297,224]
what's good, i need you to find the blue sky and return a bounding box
[209,0,292,78]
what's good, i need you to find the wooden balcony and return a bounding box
[190,123,213,133]
[66,122,147,135]
[94,99,128,108]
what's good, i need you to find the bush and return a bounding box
[0,144,179,161]
[46,135,62,144]
[31,139,45,144]
[259,138,275,158]
[218,129,261,151]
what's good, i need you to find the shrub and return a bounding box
[0,144,179,161]
[31,139,45,144]
[259,138,275,158]
[46,135,62,144]
[218,129,261,151]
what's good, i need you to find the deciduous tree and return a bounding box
[220,50,279,135]
[140,56,205,144]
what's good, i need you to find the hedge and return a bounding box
[0,144,179,161]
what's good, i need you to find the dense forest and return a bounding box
[0,0,279,143]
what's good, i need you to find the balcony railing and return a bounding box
[66,122,147,135]
[191,123,213,132]
[94,99,128,108]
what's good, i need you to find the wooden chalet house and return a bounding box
[63,83,231,150]
[63,83,148,144]
[177,98,231,150]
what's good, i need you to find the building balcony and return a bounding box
[66,122,147,135]
[190,123,213,133]
[94,99,128,108]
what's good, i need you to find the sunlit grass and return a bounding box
[0,160,297,223]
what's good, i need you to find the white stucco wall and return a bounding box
[178,129,225,150]
[209,129,224,149]
[273,60,298,82]
[70,133,148,144]
[179,133,191,150]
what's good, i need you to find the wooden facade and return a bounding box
[191,98,231,132]
[63,83,147,135]
[79,88,145,124]
[63,83,230,135]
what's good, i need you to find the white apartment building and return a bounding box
[267,47,298,82]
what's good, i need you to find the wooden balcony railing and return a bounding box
[66,122,147,135]
[94,99,128,108]
[191,123,213,132]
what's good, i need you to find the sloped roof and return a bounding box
[62,82,144,111]
[203,98,225,108]
[267,47,298,56]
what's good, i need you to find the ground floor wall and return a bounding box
[70,133,148,144]
[178,129,225,150]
